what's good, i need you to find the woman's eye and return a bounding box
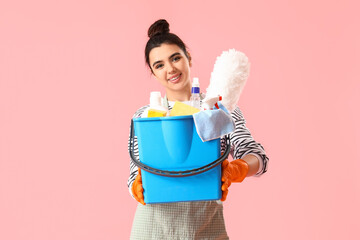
[155,64,164,69]
[172,56,181,62]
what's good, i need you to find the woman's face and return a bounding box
[149,43,192,100]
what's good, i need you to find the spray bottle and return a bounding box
[190,77,201,109]
[202,96,222,110]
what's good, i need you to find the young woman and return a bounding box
[127,19,269,240]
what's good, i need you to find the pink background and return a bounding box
[1,0,359,239]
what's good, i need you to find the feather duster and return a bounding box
[204,49,250,113]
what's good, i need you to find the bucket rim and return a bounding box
[133,115,193,122]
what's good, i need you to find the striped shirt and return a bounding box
[127,103,269,198]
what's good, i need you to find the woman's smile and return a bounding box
[168,73,182,83]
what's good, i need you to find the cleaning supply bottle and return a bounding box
[190,77,201,109]
[202,96,222,110]
[142,91,169,118]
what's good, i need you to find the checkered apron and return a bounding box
[130,200,229,240]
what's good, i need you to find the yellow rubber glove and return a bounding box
[131,169,145,205]
[221,159,249,201]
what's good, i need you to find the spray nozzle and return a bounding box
[192,77,199,87]
[202,95,222,110]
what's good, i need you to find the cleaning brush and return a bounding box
[205,49,250,113]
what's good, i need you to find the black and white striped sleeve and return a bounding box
[221,106,269,176]
[127,105,149,198]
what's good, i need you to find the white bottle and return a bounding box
[190,77,201,109]
[141,91,168,117]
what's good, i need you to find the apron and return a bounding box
[130,200,229,240]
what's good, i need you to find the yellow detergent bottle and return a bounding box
[142,91,169,118]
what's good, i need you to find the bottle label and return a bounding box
[191,87,200,93]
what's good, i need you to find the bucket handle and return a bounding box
[128,119,231,177]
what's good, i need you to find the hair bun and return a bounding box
[148,19,170,38]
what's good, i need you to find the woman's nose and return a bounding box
[167,63,176,74]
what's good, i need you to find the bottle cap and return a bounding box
[150,91,162,107]
[150,91,161,99]
[192,77,199,87]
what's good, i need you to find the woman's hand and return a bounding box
[221,159,249,201]
[131,169,146,205]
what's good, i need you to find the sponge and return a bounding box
[169,102,200,116]
[147,109,167,117]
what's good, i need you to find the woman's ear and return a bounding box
[187,52,192,67]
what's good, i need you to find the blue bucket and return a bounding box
[131,115,226,204]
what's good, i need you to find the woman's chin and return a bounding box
[168,84,191,95]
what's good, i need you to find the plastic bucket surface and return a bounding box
[133,115,221,204]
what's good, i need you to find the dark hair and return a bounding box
[145,19,189,70]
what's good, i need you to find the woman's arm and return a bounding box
[127,105,149,199]
[221,106,269,177]
[242,154,260,177]
[127,131,139,199]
